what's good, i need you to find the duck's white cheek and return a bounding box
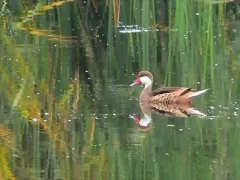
[140,76,152,86]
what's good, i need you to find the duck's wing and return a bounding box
[152,87,194,96]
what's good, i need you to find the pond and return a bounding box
[0,0,240,179]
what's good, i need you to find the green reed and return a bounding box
[0,0,239,179]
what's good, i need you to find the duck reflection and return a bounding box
[130,102,206,130]
[129,105,153,131]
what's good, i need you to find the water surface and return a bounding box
[0,0,240,179]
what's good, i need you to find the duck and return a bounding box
[130,71,208,104]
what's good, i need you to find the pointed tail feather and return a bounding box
[188,108,207,117]
[188,89,209,98]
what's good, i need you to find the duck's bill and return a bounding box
[130,82,137,86]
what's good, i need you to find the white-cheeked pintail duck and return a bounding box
[130,71,208,104]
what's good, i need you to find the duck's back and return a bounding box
[151,87,194,104]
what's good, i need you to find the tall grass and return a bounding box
[0,0,239,179]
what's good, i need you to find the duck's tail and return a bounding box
[188,89,209,98]
[178,88,209,103]
[187,108,207,117]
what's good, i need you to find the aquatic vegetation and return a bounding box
[0,0,239,179]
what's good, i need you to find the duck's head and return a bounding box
[130,71,153,87]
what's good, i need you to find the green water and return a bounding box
[0,0,240,179]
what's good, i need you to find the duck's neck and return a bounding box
[140,83,152,103]
[143,82,152,94]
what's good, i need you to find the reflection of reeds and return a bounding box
[16,25,79,44]
[0,9,85,179]
[0,125,16,180]
[113,0,120,26]
[0,0,239,179]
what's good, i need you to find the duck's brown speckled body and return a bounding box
[130,71,208,104]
